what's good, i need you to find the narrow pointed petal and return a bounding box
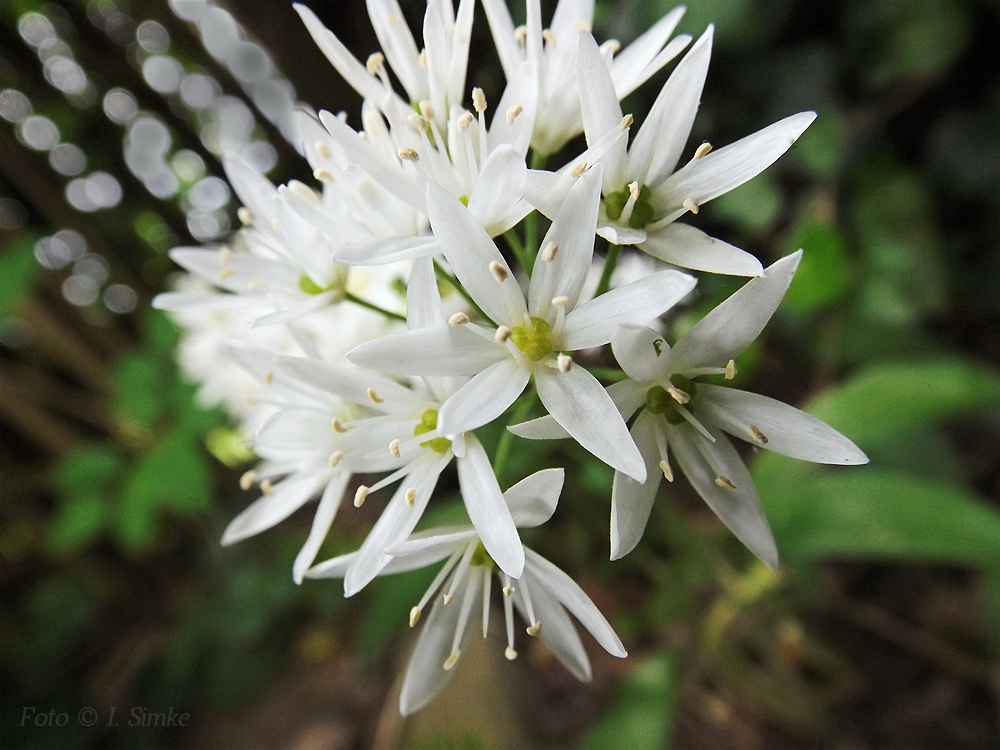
[387,527,478,559]
[294,4,385,102]
[426,184,527,324]
[670,251,801,372]
[437,358,529,435]
[221,473,326,545]
[333,236,439,266]
[400,577,481,715]
[509,378,646,439]
[610,5,687,98]
[304,551,356,579]
[641,222,763,277]
[535,366,646,482]
[276,354,425,412]
[578,33,626,191]
[480,0,520,79]
[458,435,524,578]
[489,59,539,158]
[367,0,425,101]
[406,256,442,331]
[670,425,778,568]
[562,270,696,350]
[699,385,870,464]
[612,325,671,382]
[513,577,591,681]
[525,548,627,657]
[251,291,337,328]
[611,411,663,560]
[596,223,647,246]
[467,145,528,236]
[659,111,816,207]
[505,468,565,528]
[222,155,279,230]
[347,325,507,376]
[293,473,350,583]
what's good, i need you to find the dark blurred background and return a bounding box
[1,0,999,748]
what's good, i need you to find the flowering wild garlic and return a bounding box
[155,0,868,715]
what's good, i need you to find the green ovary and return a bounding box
[469,542,496,570]
[413,408,452,454]
[510,316,553,361]
[604,183,655,229]
[645,375,698,424]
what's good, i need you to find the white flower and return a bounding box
[305,468,627,715]
[512,252,869,567]
[482,0,691,155]
[347,166,697,482]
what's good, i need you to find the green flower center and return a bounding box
[469,542,496,570]
[604,183,655,229]
[413,408,451,453]
[510,316,553,361]
[645,375,698,424]
[298,266,349,298]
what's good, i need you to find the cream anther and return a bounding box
[367,388,384,404]
[572,19,590,31]
[570,161,588,177]
[387,12,403,23]
[749,425,769,445]
[288,180,319,203]
[541,241,559,262]
[271,218,281,231]
[526,621,542,636]
[263,370,273,384]
[314,140,331,159]
[715,476,737,490]
[725,360,737,379]
[354,485,369,507]
[239,469,256,491]
[620,114,634,130]
[503,585,514,597]
[388,439,401,458]
[604,39,622,54]
[407,113,429,131]
[504,647,518,660]
[418,100,434,119]
[472,88,487,113]
[659,460,674,482]
[397,146,419,162]
[248,279,263,290]
[409,607,421,627]
[260,479,274,496]
[505,104,523,124]
[329,450,344,467]
[336,111,348,122]
[628,181,640,200]
[514,25,527,42]
[542,29,556,45]
[682,198,700,214]
[404,487,416,507]
[313,168,333,182]
[557,353,572,373]
[449,312,470,326]
[457,112,474,131]
[489,261,509,282]
[551,295,569,308]
[418,49,427,68]
[443,649,461,670]
[443,593,453,605]
[331,417,347,433]
[495,326,512,343]
[694,141,713,159]
[218,268,235,281]
[237,207,253,226]
[666,384,690,404]
[365,52,385,75]
[219,246,231,264]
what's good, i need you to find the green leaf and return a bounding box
[0,238,39,322]
[52,446,125,495]
[710,172,781,233]
[783,219,849,311]
[580,651,681,750]
[47,492,107,554]
[767,469,1000,566]
[112,352,171,429]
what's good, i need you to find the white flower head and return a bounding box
[512,252,868,567]
[306,468,627,715]
[348,166,697,482]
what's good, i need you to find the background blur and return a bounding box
[1,0,998,748]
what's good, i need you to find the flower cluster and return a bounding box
[155,0,867,715]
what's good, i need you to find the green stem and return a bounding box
[505,229,534,279]
[493,387,539,481]
[343,292,407,322]
[433,260,494,325]
[587,367,629,381]
[594,244,622,297]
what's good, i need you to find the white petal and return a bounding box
[304,551,356,579]
[535,366,646,482]
[250,291,337,328]
[294,4,385,102]
[659,111,817,208]
[347,325,507,376]
[406,256,442,331]
[595,223,647,246]
[222,155,279,230]
[513,575,591,681]
[561,270,696,350]
[293,473,350,583]
[489,59,539,158]
[368,0,425,102]
[333,236,440,266]
[221,473,326,545]
[387,527,478,558]
[458,435,524,577]
[437,357,529,435]
[577,33,626,191]
[669,424,778,568]
[528,165,603,316]
[509,378,646,439]
[505,468,565,528]
[611,325,670,383]
[609,5,687,99]
[467,145,528,236]
[276,355,424,412]
[610,411,662,560]
[480,0,520,78]
[669,251,801,372]
[426,184,527,324]
[640,222,763,277]
[525,548,627,657]
[699,385,869,465]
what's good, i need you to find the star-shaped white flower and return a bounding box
[305,468,627,715]
[512,252,869,566]
[348,166,697,482]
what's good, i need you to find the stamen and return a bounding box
[489,261,509,282]
[725,360,737,379]
[749,425,769,445]
[551,295,569,307]
[541,241,559,262]
[239,469,256,490]
[443,650,461,670]
[503,574,517,657]
[365,52,384,76]
[331,417,347,432]
[329,450,343,467]
[407,113,429,132]
[503,573,514,598]
[526,621,542,636]
[263,370,273,384]
[449,312,470,326]
[417,49,427,69]
[666,383,690,404]
[557,353,572,373]
[457,112,474,131]
[219,246,231,264]
[314,140,331,159]
[482,567,492,637]
[288,180,318,203]
[542,29,556,45]
[313,168,333,182]
[445,540,478,603]
[413,547,465,621]
[472,88,487,114]
[218,268,235,281]
[570,161,587,177]
[715,476,737,489]
[495,326,512,343]
[237,207,253,226]
[271,218,281,232]
[405,487,416,507]
[674,404,716,442]
[397,146,419,162]
[514,25,527,43]
[260,479,274,496]
[354,485,369,507]
[505,104,523,124]
[389,439,401,458]
[690,432,736,490]
[367,388,384,404]
[620,114,633,130]
[418,101,434,119]
[694,141,713,159]
[682,197,700,214]
[409,607,421,627]
[618,180,641,226]
[445,572,479,669]
[505,647,518,660]
[519,576,539,634]
[603,39,622,54]
[248,279,263,290]
[572,19,590,31]
[659,459,674,482]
